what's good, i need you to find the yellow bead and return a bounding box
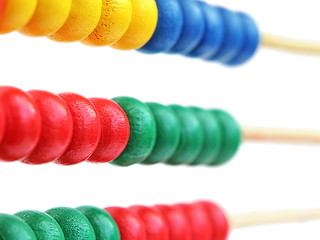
[82,0,132,47]
[111,0,158,50]
[19,0,72,37]
[0,0,38,34]
[48,0,102,42]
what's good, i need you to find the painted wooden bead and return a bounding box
[88,98,130,163]
[139,0,183,54]
[130,205,169,240]
[15,210,64,240]
[0,0,5,21]
[77,206,120,240]
[210,109,241,166]
[82,0,132,46]
[111,97,156,166]
[167,105,204,165]
[56,93,101,165]
[0,214,36,240]
[46,207,96,240]
[0,0,37,34]
[0,100,5,145]
[23,90,73,164]
[49,0,102,42]
[153,205,191,240]
[111,0,158,50]
[0,86,41,161]
[105,207,147,240]
[142,103,181,164]
[19,0,72,36]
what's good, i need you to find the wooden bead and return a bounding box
[56,93,101,165]
[105,207,147,240]
[0,0,37,34]
[77,206,120,240]
[19,0,72,36]
[82,0,132,46]
[0,0,5,21]
[23,90,73,164]
[48,0,102,42]
[0,214,36,240]
[142,103,181,164]
[0,86,41,161]
[129,205,169,240]
[46,207,96,240]
[0,100,5,145]
[15,210,64,240]
[111,0,158,50]
[88,98,130,163]
[111,97,156,166]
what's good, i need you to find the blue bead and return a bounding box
[226,13,260,66]
[138,0,183,54]
[169,0,205,54]
[186,2,224,58]
[206,7,246,64]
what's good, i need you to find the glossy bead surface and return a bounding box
[0,214,36,240]
[0,101,5,145]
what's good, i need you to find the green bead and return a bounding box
[76,206,120,240]
[167,105,205,165]
[189,107,223,165]
[0,214,36,240]
[142,103,181,164]
[46,207,96,240]
[15,210,64,240]
[210,109,242,166]
[111,97,156,166]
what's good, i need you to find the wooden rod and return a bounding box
[230,209,320,229]
[261,33,320,55]
[242,127,320,145]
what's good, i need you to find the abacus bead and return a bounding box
[105,207,147,240]
[169,0,205,54]
[111,0,158,50]
[142,103,181,164]
[0,214,36,240]
[82,0,132,46]
[189,107,222,165]
[111,97,156,166]
[48,0,102,42]
[77,206,120,240]
[19,0,72,36]
[166,105,204,165]
[207,7,246,64]
[153,205,191,240]
[0,101,5,144]
[210,109,241,166]
[46,207,96,240]
[129,205,169,240]
[0,0,37,34]
[227,13,260,66]
[88,98,130,163]
[56,93,101,165]
[186,3,224,58]
[0,0,5,21]
[23,90,73,164]
[195,202,229,240]
[139,0,183,54]
[0,86,41,161]
[15,210,64,240]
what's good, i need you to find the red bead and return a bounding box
[105,207,146,240]
[22,90,73,164]
[0,86,41,161]
[195,201,229,240]
[0,101,5,145]
[153,205,191,240]
[56,93,101,165]
[88,98,130,163]
[175,203,212,240]
[129,205,169,240]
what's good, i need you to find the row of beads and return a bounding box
[0,0,259,65]
[0,201,229,240]
[0,86,241,166]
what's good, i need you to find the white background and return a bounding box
[1,0,320,239]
